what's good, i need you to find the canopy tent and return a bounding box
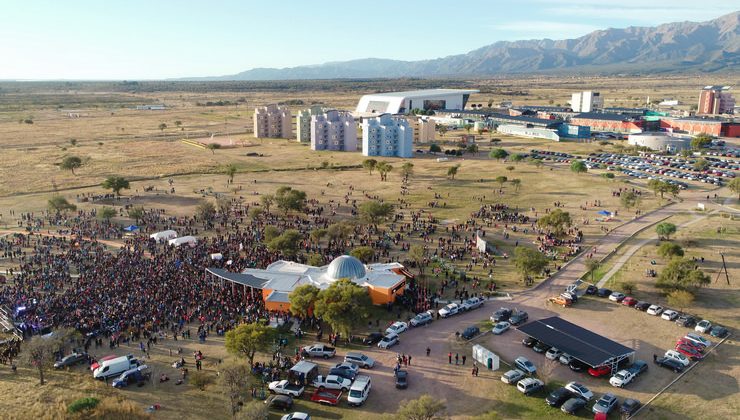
[123,225,139,232]
[597,210,613,216]
[168,236,197,247]
[151,230,178,242]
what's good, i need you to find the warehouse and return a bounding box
[355,89,479,115]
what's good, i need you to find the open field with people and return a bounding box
[0,77,738,420]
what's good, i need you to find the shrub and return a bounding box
[68,397,100,413]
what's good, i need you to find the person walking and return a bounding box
[462,355,467,365]
[455,353,459,365]
[407,355,412,366]
[426,347,431,357]
[448,352,452,364]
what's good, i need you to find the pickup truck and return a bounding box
[301,344,336,359]
[438,303,460,318]
[311,374,352,391]
[268,379,305,397]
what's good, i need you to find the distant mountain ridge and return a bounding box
[187,12,739,80]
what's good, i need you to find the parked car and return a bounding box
[311,375,352,391]
[710,326,729,338]
[620,398,641,415]
[608,292,626,302]
[509,311,529,325]
[675,344,704,360]
[559,353,574,365]
[585,285,598,295]
[281,413,310,420]
[664,350,690,366]
[378,333,399,349]
[333,362,359,375]
[676,338,705,352]
[684,332,712,348]
[634,301,651,311]
[301,344,336,359]
[385,321,408,336]
[654,357,685,373]
[628,360,648,376]
[491,307,512,322]
[362,332,383,345]
[438,303,461,318]
[647,305,663,316]
[310,389,341,406]
[462,296,485,310]
[621,297,638,307]
[676,314,697,328]
[545,347,563,361]
[112,365,151,388]
[344,352,375,369]
[461,326,480,340]
[569,360,588,372]
[588,365,611,377]
[592,393,618,414]
[609,369,636,388]
[695,319,712,333]
[265,395,294,411]
[395,369,408,389]
[514,356,537,374]
[546,387,574,407]
[533,342,551,354]
[516,378,544,395]
[661,309,679,321]
[501,369,526,385]
[269,380,305,397]
[492,321,511,335]
[54,352,88,369]
[565,382,593,400]
[596,288,612,297]
[522,336,537,347]
[561,397,587,414]
[328,368,356,382]
[409,311,433,327]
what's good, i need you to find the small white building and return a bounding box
[356,89,479,115]
[497,124,560,141]
[472,344,499,370]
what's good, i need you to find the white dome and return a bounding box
[326,255,366,280]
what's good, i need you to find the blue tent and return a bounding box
[597,210,612,216]
[123,225,139,232]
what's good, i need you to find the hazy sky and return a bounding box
[0,0,736,80]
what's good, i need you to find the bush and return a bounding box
[189,370,213,390]
[68,397,100,413]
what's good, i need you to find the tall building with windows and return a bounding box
[253,104,292,138]
[361,114,413,158]
[311,110,357,152]
[296,105,327,142]
[570,91,603,113]
[697,86,735,115]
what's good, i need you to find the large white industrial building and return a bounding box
[355,89,479,115]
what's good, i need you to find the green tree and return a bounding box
[289,284,321,319]
[601,172,615,179]
[101,176,130,196]
[495,176,508,187]
[127,206,144,224]
[690,133,712,150]
[197,201,216,222]
[310,228,327,245]
[327,221,353,241]
[48,196,77,213]
[657,258,710,291]
[174,120,182,128]
[362,158,378,175]
[584,258,600,282]
[447,164,460,180]
[463,124,473,134]
[536,209,572,236]
[489,148,508,161]
[216,196,231,216]
[529,157,543,168]
[728,178,740,200]
[263,225,280,242]
[400,162,414,180]
[359,200,394,224]
[260,194,274,213]
[513,247,548,284]
[313,279,373,337]
[275,186,307,213]
[396,395,446,420]
[408,244,425,274]
[224,323,275,366]
[97,207,116,221]
[648,179,678,199]
[248,207,263,219]
[158,123,167,132]
[306,253,324,266]
[377,162,393,181]
[350,246,375,263]
[619,281,636,295]
[437,125,448,137]
[655,222,677,240]
[429,143,442,153]
[207,143,221,154]
[510,178,521,192]
[224,163,238,183]
[506,165,515,172]
[620,190,640,210]
[466,144,479,154]
[693,159,709,172]
[267,229,302,256]
[60,156,83,175]
[666,290,695,311]
[510,153,525,162]
[570,160,587,174]
[657,242,684,259]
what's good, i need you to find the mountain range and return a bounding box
[191,12,739,80]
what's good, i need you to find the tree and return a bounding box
[437,125,448,137]
[655,222,677,241]
[207,143,221,154]
[158,123,167,132]
[239,401,268,420]
[536,209,572,236]
[570,160,587,174]
[263,226,280,242]
[408,244,425,274]
[101,176,130,196]
[619,281,636,295]
[377,162,393,181]
[510,153,525,162]
[174,120,182,128]
[506,165,515,172]
[513,247,548,284]
[289,284,320,319]
[350,246,375,263]
[693,159,709,172]
[359,200,394,224]
[666,290,695,311]
[275,186,306,213]
[69,138,77,146]
[601,172,615,179]
[584,258,600,282]
[690,133,712,150]
[224,323,275,366]
[495,176,508,187]
[224,164,238,183]
[98,207,116,221]
[327,221,353,241]
[648,179,678,199]
[400,162,414,180]
[48,196,77,213]
[267,229,302,256]
[429,143,441,153]
[362,158,378,175]
[529,157,543,169]
[220,363,251,416]
[127,206,144,223]
[60,156,82,175]
[447,164,460,180]
[248,207,263,219]
[189,370,213,390]
[729,177,740,200]
[510,178,521,192]
[310,228,327,245]
[217,196,231,216]
[489,148,508,161]
[657,258,711,291]
[620,191,640,210]
[313,279,373,338]
[396,395,446,420]
[197,201,216,223]
[306,253,324,266]
[466,144,478,154]
[260,194,274,213]
[21,335,59,385]
[657,242,684,259]
[463,124,473,134]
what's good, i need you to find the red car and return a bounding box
[676,338,705,352]
[675,344,704,361]
[588,365,611,377]
[310,389,342,406]
[621,297,638,307]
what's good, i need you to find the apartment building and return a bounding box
[361,114,413,158]
[253,104,292,138]
[405,116,435,142]
[570,91,603,113]
[296,105,328,142]
[311,110,357,152]
[697,86,735,115]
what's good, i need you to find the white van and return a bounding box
[93,355,139,379]
[347,375,371,406]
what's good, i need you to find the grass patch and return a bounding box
[67,397,100,413]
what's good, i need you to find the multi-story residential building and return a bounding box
[697,86,735,115]
[296,105,327,143]
[361,114,413,158]
[404,116,435,143]
[253,104,292,138]
[311,110,357,152]
[570,91,603,113]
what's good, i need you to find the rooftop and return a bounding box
[572,112,642,122]
[362,89,479,98]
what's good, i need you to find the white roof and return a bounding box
[363,89,478,99]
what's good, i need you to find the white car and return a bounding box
[281,413,310,420]
[664,350,690,367]
[545,347,563,361]
[609,369,636,388]
[684,333,712,348]
[559,354,574,365]
[647,305,663,316]
[385,321,408,335]
[565,381,594,400]
[695,320,712,333]
[344,352,375,369]
[311,374,352,391]
[377,333,399,349]
[492,321,511,335]
[462,296,485,310]
[517,378,544,395]
[409,311,433,327]
[608,292,625,302]
[438,303,460,318]
[661,310,678,321]
[500,369,525,385]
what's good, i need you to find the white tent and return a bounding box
[150,230,178,242]
[472,344,499,370]
[210,253,223,261]
[168,236,197,247]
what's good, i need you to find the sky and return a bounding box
[0,0,736,80]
